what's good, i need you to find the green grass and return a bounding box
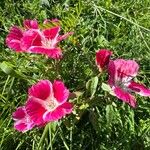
[0,0,150,149]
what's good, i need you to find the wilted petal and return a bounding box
[21,29,42,51]
[113,86,136,107]
[6,26,23,52]
[28,80,53,100]
[23,19,38,29]
[128,81,150,96]
[26,97,46,125]
[53,80,69,104]
[96,49,112,72]
[29,46,62,59]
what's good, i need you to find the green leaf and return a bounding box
[86,76,99,98]
[0,61,14,75]
[101,83,115,96]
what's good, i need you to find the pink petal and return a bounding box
[14,121,35,133]
[28,80,53,100]
[6,26,23,52]
[43,102,73,122]
[108,59,139,85]
[25,97,46,125]
[20,29,42,51]
[29,46,62,59]
[96,49,112,72]
[14,122,28,132]
[128,81,150,96]
[23,19,38,29]
[12,106,26,120]
[60,102,73,114]
[57,32,74,42]
[12,106,35,132]
[43,27,60,40]
[113,86,136,107]
[53,80,69,104]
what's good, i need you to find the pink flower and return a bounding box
[96,49,112,72]
[12,106,35,132]
[25,80,73,125]
[6,19,73,59]
[6,19,38,52]
[20,27,73,59]
[108,59,150,107]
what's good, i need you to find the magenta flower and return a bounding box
[20,27,73,59]
[96,49,112,72]
[25,80,73,125]
[6,19,73,59]
[12,106,35,132]
[108,59,150,107]
[6,19,38,52]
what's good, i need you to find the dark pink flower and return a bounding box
[12,106,35,132]
[108,59,150,107]
[6,19,38,52]
[25,80,73,125]
[96,49,112,72]
[20,27,73,59]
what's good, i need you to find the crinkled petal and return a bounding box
[25,97,46,125]
[113,86,136,107]
[12,106,26,120]
[128,81,150,96]
[6,26,23,52]
[57,32,74,42]
[43,102,72,122]
[108,59,139,85]
[28,80,53,100]
[23,19,38,29]
[20,29,42,51]
[43,27,60,40]
[29,46,62,59]
[96,49,112,72]
[53,80,69,104]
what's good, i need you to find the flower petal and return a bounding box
[113,86,136,107]
[6,26,23,52]
[57,32,74,42]
[43,102,72,122]
[43,27,60,40]
[29,46,62,59]
[12,106,26,120]
[108,59,139,85]
[60,102,73,114]
[128,81,150,96]
[53,80,69,104]
[20,29,42,51]
[28,80,53,100]
[96,49,112,72]
[23,19,38,29]
[25,97,46,125]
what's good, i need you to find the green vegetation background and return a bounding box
[0,0,150,149]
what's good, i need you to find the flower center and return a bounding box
[42,39,52,48]
[45,97,58,111]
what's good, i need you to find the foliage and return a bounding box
[0,0,150,149]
